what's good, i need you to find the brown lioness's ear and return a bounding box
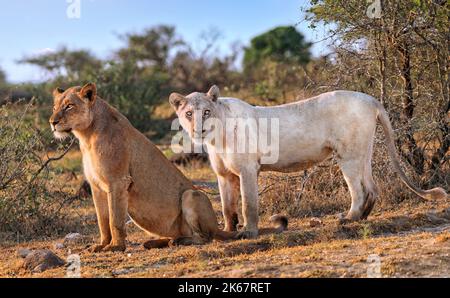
[79,83,97,105]
[169,93,186,110]
[207,85,220,102]
[53,87,65,98]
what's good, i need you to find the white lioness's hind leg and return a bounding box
[339,155,379,221]
[361,146,379,219]
[337,116,379,222]
[361,173,379,219]
[339,158,367,221]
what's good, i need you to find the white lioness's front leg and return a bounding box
[237,167,259,239]
[217,174,240,232]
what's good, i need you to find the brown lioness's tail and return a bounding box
[258,214,289,235]
[214,214,288,241]
[376,101,448,200]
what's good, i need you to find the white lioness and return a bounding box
[170,86,448,238]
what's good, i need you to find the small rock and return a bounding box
[63,233,91,247]
[426,212,447,224]
[310,217,323,227]
[17,248,32,258]
[22,250,65,272]
[444,207,450,217]
[54,243,65,250]
[64,233,83,242]
[112,268,132,276]
[229,268,251,278]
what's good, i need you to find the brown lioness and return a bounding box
[49,83,287,252]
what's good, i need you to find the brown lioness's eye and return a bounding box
[186,111,193,118]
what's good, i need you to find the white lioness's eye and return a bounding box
[204,110,210,117]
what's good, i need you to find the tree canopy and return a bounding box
[243,26,311,71]
[0,68,6,86]
[18,47,101,81]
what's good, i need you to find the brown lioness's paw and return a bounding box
[90,244,107,253]
[102,244,126,252]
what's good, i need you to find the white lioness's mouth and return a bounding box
[191,129,213,143]
[194,129,213,138]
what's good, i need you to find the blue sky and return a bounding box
[0,0,330,83]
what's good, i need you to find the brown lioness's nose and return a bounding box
[50,118,59,126]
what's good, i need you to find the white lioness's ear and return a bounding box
[169,93,186,110]
[207,85,220,102]
[80,83,97,105]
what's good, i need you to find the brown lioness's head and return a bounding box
[169,85,221,141]
[49,83,97,139]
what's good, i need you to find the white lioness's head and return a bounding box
[169,85,221,141]
[49,83,97,139]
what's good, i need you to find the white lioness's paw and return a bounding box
[235,229,258,239]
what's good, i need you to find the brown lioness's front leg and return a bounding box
[102,181,129,252]
[90,185,111,252]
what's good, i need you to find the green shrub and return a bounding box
[0,101,82,241]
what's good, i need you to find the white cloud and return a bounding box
[31,48,56,56]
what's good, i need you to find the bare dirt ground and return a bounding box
[1,194,449,278]
[1,150,449,278]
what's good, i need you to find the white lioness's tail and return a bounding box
[376,102,448,200]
